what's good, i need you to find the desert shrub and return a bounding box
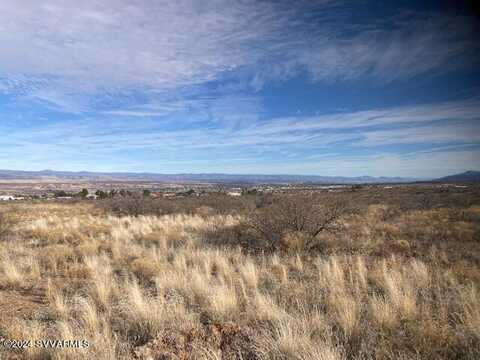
[175,193,257,215]
[244,194,349,252]
[201,221,257,251]
[0,210,14,240]
[366,204,401,222]
[99,195,177,217]
[98,193,259,218]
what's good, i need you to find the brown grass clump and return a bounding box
[0,255,40,288]
[0,211,14,240]
[0,190,479,359]
[0,256,25,287]
[130,256,161,281]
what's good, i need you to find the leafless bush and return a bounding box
[244,194,350,252]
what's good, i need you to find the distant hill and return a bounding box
[434,170,480,183]
[0,169,420,184]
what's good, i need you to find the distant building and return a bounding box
[0,195,24,201]
[227,191,242,197]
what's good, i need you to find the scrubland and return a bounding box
[0,187,479,359]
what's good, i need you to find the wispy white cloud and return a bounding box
[235,98,480,142]
[4,98,480,148]
[0,0,476,106]
[292,16,476,83]
[0,0,282,95]
[360,122,480,146]
[2,97,479,175]
[1,1,479,176]
[225,148,480,178]
[104,110,173,118]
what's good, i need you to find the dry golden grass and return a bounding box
[0,201,478,359]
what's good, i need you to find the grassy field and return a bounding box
[0,187,479,359]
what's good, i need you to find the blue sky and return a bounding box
[1,0,480,177]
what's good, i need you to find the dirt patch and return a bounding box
[133,323,258,360]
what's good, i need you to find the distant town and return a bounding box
[0,179,473,202]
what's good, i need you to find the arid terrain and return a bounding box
[0,185,479,359]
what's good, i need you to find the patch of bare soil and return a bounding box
[0,283,48,324]
[134,323,258,360]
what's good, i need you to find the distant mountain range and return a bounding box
[434,170,480,183]
[0,169,478,184]
[0,169,420,184]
